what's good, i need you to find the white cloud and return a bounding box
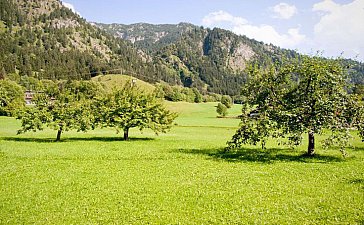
[271,3,298,19]
[202,10,247,27]
[202,10,306,48]
[312,0,364,60]
[61,1,80,16]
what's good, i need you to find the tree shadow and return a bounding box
[348,146,364,152]
[350,178,364,185]
[0,136,155,143]
[175,147,344,163]
[348,178,364,191]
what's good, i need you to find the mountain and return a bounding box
[99,22,364,95]
[1,0,363,96]
[95,22,196,52]
[0,0,158,82]
[99,22,299,95]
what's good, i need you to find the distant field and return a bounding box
[0,102,363,224]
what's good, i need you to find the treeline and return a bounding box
[1,76,177,141]
[155,83,222,103]
[0,72,229,118]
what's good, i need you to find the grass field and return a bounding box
[0,102,363,224]
[92,74,155,92]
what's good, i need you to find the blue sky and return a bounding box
[62,0,364,61]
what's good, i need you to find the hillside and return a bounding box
[100,23,298,95]
[1,0,363,97]
[0,0,158,82]
[95,22,196,52]
[92,74,155,92]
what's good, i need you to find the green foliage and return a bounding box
[221,95,232,108]
[16,81,100,141]
[216,102,228,117]
[97,83,177,140]
[192,88,203,103]
[96,22,196,52]
[155,83,212,103]
[0,79,24,116]
[228,56,363,155]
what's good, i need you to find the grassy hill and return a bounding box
[92,74,155,92]
[0,102,363,224]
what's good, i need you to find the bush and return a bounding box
[216,102,228,117]
[221,95,232,108]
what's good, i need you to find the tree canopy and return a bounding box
[97,83,177,140]
[227,55,364,156]
[16,80,101,141]
[216,102,228,117]
[0,79,24,116]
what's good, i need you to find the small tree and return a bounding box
[17,81,100,141]
[216,102,228,117]
[192,88,203,103]
[221,95,232,108]
[98,84,177,140]
[228,55,364,156]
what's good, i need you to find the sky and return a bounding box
[62,0,364,61]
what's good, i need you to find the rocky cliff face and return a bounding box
[228,43,255,72]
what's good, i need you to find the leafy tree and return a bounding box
[192,88,203,103]
[98,83,177,140]
[221,95,232,108]
[216,102,228,117]
[353,84,364,98]
[16,81,100,141]
[228,56,364,156]
[40,80,60,97]
[0,79,24,116]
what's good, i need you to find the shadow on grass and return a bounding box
[348,146,364,152]
[175,147,344,163]
[0,136,155,143]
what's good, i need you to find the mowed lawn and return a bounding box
[0,102,363,224]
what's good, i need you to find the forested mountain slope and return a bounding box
[0,0,158,82]
[99,22,298,95]
[100,22,364,95]
[95,22,196,52]
[1,0,363,96]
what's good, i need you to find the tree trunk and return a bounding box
[124,128,129,141]
[307,130,315,156]
[56,127,62,142]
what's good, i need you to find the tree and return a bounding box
[98,83,177,140]
[0,79,24,116]
[0,67,6,80]
[221,95,232,108]
[192,88,203,103]
[16,81,100,141]
[216,102,228,117]
[227,55,364,156]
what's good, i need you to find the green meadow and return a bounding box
[0,102,363,224]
